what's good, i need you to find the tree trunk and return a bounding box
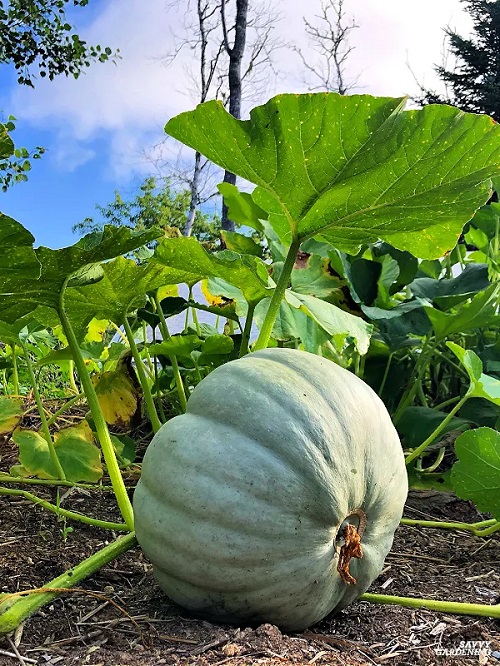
[185,150,202,236]
[221,0,249,232]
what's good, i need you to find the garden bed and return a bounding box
[0,457,498,666]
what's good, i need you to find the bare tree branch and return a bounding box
[297,0,359,94]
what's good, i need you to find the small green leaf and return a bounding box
[447,342,483,382]
[447,342,500,406]
[218,182,267,231]
[451,428,500,520]
[150,335,202,358]
[286,290,372,355]
[110,433,136,467]
[201,335,234,355]
[397,406,470,449]
[255,290,372,354]
[411,264,491,309]
[426,284,500,339]
[221,230,262,257]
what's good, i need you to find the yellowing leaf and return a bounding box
[92,363,140,427]
[0,396,23,436]
[201,279,235,309]
[85,318,110,343]
[157,284,179,301]
[13,420,102,482]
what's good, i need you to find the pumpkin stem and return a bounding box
[337,524,363,585]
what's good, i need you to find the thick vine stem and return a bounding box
[58,282,134,530]
[400,517,498,536]
[152,293,187,412]
[122,317,162,433]
[393,337,435,425]
[405,394,469,466]
[239,302,256,357]
[360,592,500,619]
[20,341,66,481]
[10,344,19,395]
[254,237,301,351]
[0,487,129,531]
[0,532,137,634]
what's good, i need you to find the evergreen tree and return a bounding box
[421,0,500,120]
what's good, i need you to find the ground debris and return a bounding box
[0,464,499,665]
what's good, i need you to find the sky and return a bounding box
[0,0,473,249]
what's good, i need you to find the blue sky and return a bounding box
[1,0,471,249]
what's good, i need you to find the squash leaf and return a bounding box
[65,255,180,338]
[153,237,271,305]
[221,231,262,257]
[166,93,500,258]
[451,428,500,520]
[0,396,24,435]
[447,342,500,406]
[13,421,102,482]
[425,284,500,339]
[0,215,40,296]
[0,225,161,325]
[91,362,141,427]
[255,290,371,354]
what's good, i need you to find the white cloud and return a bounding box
[9,0,473,181]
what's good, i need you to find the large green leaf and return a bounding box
[255,289,372,354]
[451,428,500,519]
[0,226,160,324]
[0,215,40,295]
[166,93,500,257]
[153,237,271,305]
[397,406,470,449]
[65,256,179,339]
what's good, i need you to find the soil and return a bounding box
[0,438,499,666]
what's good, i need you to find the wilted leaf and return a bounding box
[14,421,102,482]
[92,362,140,427]
[0,396,24,435]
